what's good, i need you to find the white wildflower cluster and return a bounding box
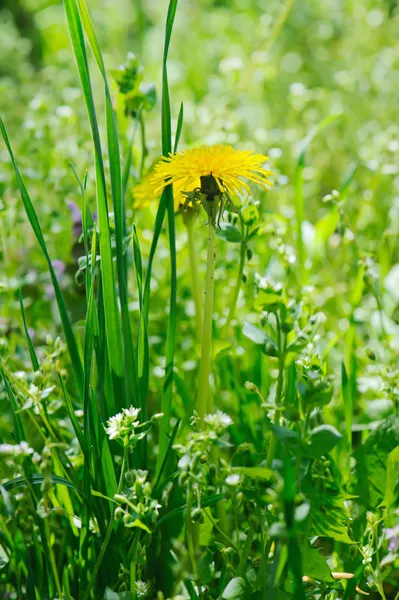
[0,441,34,457]
[136,580,152,598]
[204,410,233,434]
[106,407,141,446]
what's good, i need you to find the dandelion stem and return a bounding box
[197,218,216,418]
[186,214,202,340]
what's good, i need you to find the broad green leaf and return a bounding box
[216,223,242,243]
[222,577,246,599]
[380,445,399,509]
[354,415,399,508]
[197,550,215,584]
[243,322,268,345]
[310,494,355,544]
[306,425,342,458]
[303,542,334,583]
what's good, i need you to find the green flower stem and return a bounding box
[185,214,202,341]
[186,484,199,579]
[82,447,128,600]
[266,318,286,469]
[44,518,62,598]
[224,215,246,331]
[130,528,141,599]
[224,240,246,330]
[197,219,216,418]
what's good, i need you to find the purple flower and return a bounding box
[386,527,399,552]
[68,200,83,238]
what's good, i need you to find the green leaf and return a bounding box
[216,223,242,243]
[156,493,224,528]
[303,542,334,583]
[380,445,399,509]
[242,322,268,345]
[222,577,246,599]
[197,550,215,584]
[306,425,342,458]
[234,467,273,480]
[354,415,399,508]
[129,519,151,534]
[310,494,355,544]
[270,424,299,444]
[3,474,88,502]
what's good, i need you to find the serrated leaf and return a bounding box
[303,542,334,583]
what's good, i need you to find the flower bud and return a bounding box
[191,507,203,523]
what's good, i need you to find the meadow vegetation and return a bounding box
[1,0,399,598]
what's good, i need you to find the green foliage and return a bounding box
[1,0,399,598]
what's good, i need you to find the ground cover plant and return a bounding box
[1,0,399,598]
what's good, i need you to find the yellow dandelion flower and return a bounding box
[133,166,183,212]
[132,174,158,210]
[151,144,273,198]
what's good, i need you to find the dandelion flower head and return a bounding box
[152,144,273,198]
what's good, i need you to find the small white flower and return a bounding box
[105,407,141,445]
[225,474,241,486]
[0,442,34,457]
[204,410,233,431]
[105,412,124,440]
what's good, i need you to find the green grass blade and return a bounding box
[153,419,180,493]
[18,289,39,372]
[63,0,124,389]
[173,102,184,153]
[75,0,140,414]
[58,371,88,458]
[1,369,32,478]
[0,117,84,395]
[133,224,149,420]
[157,0,179,469]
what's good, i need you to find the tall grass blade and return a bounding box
[157,0,179,468]
[74,0,140,412]
[18,290,39,372]
[63,0,124,403]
